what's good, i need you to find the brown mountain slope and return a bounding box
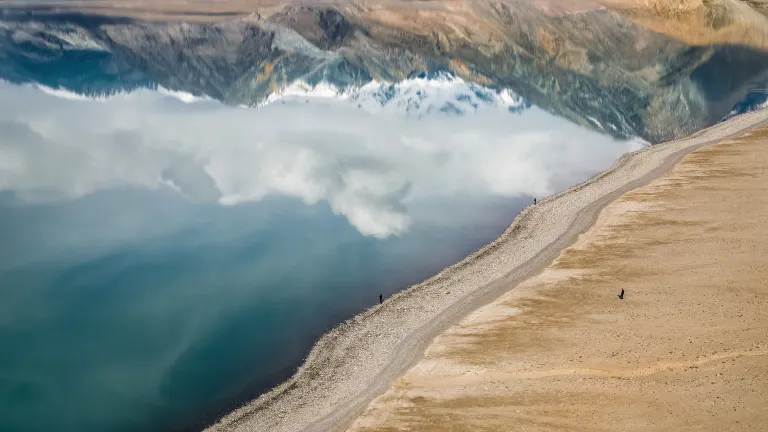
[743,0,768,16]
[2,0,767,142]
[2,0,767,48]
[603,0,768,49]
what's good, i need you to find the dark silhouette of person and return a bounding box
[534,198,537,205]
[618,289,625,300]
[379,294,383,304]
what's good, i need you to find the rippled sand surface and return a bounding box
[207,112,767,432]
[349,123,768,432]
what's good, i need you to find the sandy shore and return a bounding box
[207,109,768,432]
[348,118,768,431]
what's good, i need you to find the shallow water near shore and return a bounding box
[0,82,644,431]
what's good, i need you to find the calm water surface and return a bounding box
[0,82,642,431]
[2,1,768,429]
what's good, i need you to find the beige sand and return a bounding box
[348,125,768,432]
[206,111,767,432]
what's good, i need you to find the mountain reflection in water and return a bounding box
[1,1,767,142]
[0,0,767,431]
[0,82,642,431]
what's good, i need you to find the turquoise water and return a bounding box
[1,190,523,431]
[0,83,640,431]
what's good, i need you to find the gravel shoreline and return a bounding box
[205,109,768,432]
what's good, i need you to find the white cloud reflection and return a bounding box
[0,82,645,238]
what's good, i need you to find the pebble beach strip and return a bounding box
[206,109,768,432]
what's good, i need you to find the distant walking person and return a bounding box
[379,294,383,304]
[534,198,537,205]
[618,289,625,300]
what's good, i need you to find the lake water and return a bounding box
[0,81,645,431]
[3,0,768,427]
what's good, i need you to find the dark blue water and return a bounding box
[0,83,641,431]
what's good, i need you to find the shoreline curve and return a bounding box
[205,109,768,432]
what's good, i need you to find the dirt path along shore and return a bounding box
[349,124,768,432]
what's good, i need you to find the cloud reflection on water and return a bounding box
[0,80,649,431]
[0,82,644,239]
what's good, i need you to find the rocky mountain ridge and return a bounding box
[1,0,767,142]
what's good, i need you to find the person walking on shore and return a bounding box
[618,289,625,300]
[533,198,537,205]
[379,294,383,304]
